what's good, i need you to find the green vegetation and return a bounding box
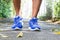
[0,0,12,18]
[39,0,60,21]
[53,1,60,20]
[39,0,52,21]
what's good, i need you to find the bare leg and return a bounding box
[13,0,21,16]
[32,0,42,18]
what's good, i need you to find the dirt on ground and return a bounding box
[46,20,60,24]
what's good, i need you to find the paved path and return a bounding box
[0,21,60,40]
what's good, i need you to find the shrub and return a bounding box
[0,0,12,18]
[53,1,60,20]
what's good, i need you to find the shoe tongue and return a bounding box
[15,16,20,18]
[31,17,38,22]
[32,17,38,20]
[15,16,23,20]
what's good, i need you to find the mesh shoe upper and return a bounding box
[12,16,23,29]
[29,17,41,30]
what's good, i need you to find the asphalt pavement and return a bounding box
[0,21,60,40]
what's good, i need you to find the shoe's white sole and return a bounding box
[28,27,40,31]
[13,27,22,30]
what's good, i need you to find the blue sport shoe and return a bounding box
[29,17,41,31]
[12,16,23,30]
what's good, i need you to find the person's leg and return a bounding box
[12,0,23,30]
[32,0,42,18]
[13,0,21,16]
[29,0,42,30]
